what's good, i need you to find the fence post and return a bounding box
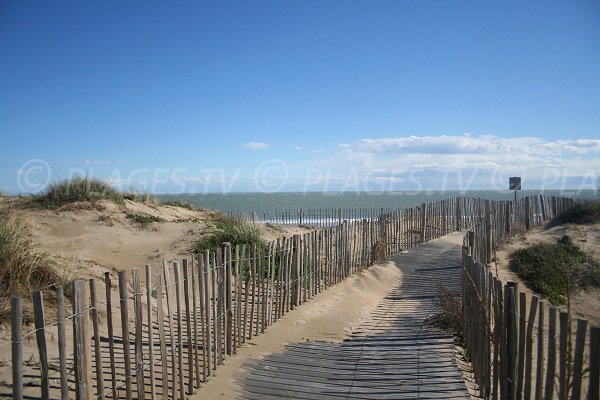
[182,259,194,394]
[525,197,531,230]
[118,271,133,400]
[32,291,49,400]
[56,287,69,400]
[558,311,569,400]
[11,296,23,400]
[589,326,600,400]
[131,269,145,400]
[73,278,93,400]
[223,243,233,356]
[544,307,557,400]
[420,203,426,244]
[292,234,301,308]
[103,272,118,398]
[88,279,105,400]
[485,201,493,264]
[505,202,512,236]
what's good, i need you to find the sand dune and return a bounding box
[494,222,600,326]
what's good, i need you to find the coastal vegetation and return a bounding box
[426,284,464,339]
[122,187,157,204]
[545,201,600,228]
[194,215,265,253]
[0,210,63,321]
[33,177,196,211]
[509,235,600,305]
[35,177,125,208]
[125,212,166,227]
[160,199,194,209]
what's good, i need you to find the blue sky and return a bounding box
[1,0,599,194]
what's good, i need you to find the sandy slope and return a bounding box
[1,198,310,281]
[494,222,600,326]
[26,201,206,278]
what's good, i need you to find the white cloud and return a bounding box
[338,135,600,163]
[295,146,304,151]
[310,148,323,153]
[241,142,272,150]
[83,160,113,165]
[326,134,600,189]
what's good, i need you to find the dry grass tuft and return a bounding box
[371,240,386,264]
[58,201,107,212]
[425,284,464,339]
[0,210,59,293]
[123,187,159,205]
[0,210,72,322]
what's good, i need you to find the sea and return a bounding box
[158,190,596,214]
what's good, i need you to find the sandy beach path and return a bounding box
[197,232,469,399]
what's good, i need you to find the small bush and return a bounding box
[0,210,60,296]
[194,216,265,253]
[126,213,165,227]
[546,202,600,228]
[36,177,124,208]
[425,284,463,339]
[161,200,193,210]
[509,235,600,305]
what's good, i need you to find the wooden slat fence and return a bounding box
[462,196,599,399]
[4,195,586,400]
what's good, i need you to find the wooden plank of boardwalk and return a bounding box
[235,233,470,400]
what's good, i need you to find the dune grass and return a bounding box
[0,210,65,321]
[34,178,186,209]
[36,177,124,208]
[123,187,161,205]
[546,201,600,228]
[126,212,166,227]
[161,200,193,209]
[0,210,59,293]
[509,235,600,305]
[194,215,265,253]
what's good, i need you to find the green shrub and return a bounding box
[161,200,193,209]
[194,216,265,253]
[509,235,600,305]
[546,202,600,228]
[36,177,124,208]
[126,213,165,227]
[0,210,60,295]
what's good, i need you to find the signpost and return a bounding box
[509,176,521,202]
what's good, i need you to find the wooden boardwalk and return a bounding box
[235,233,470,399]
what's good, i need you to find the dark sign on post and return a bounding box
[509,177,521,191]
[509,177,521,202]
